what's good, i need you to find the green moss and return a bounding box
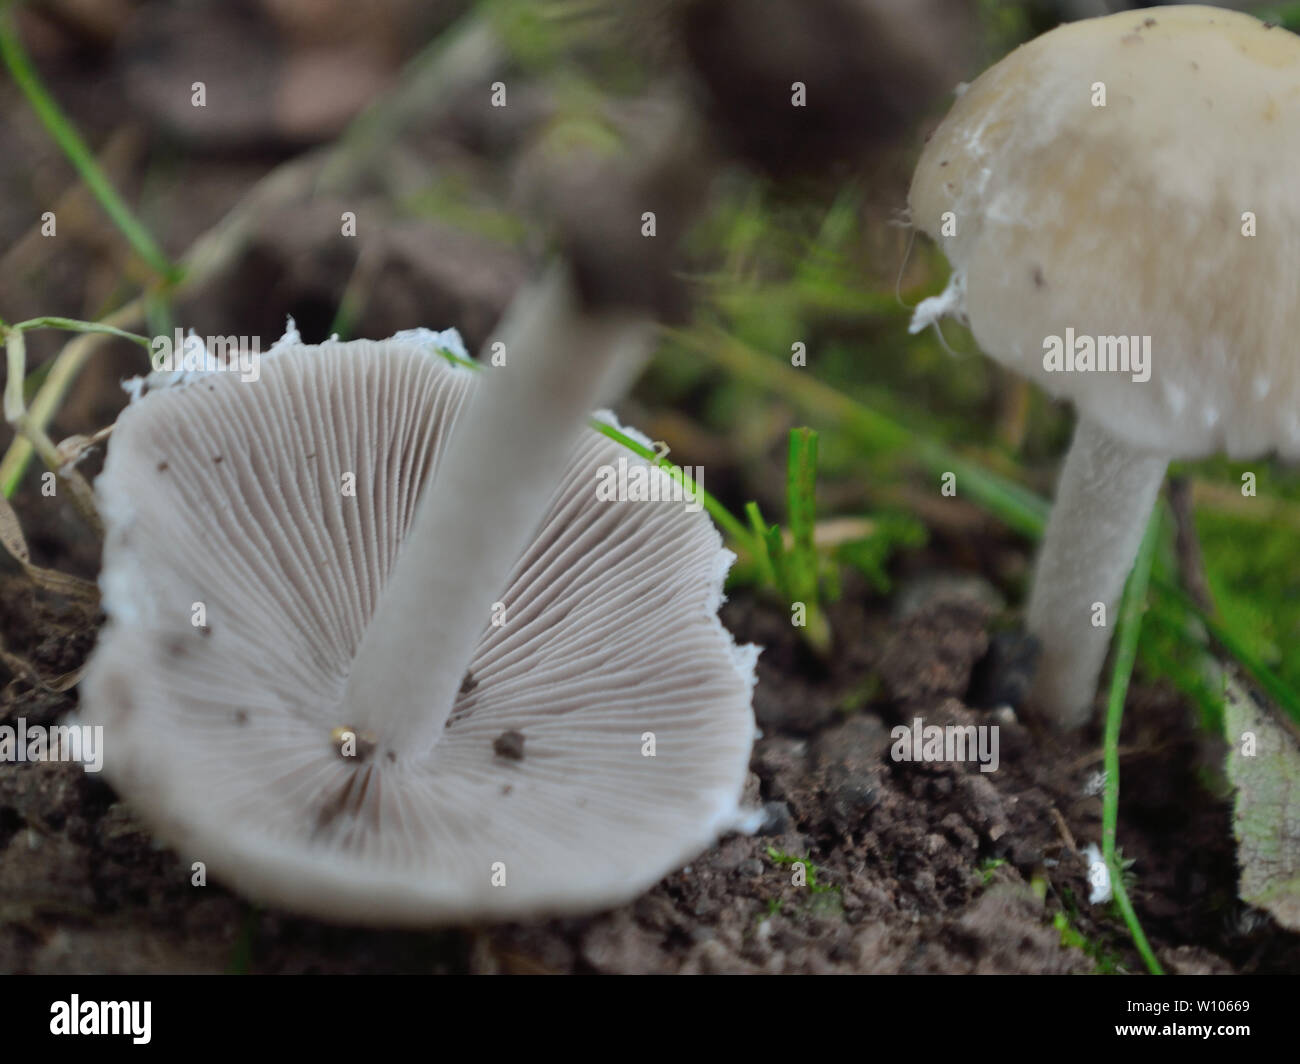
[977,858,1007,886]
[765,847,838,897]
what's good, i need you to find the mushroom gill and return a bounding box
[80,329,758,924]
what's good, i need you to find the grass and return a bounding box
[589,418,752,547]
[741,428,832,653]
[0,5,178,283]
[1052,897,1123,975]
[4,316,152,351]
[1101,511,1165,975]
[672,320,1300,730]
[765,846,840,898]
[1,317,152,500]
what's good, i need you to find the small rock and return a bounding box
[813,715,891,831]
[1009,838,1044,868]
[752,668,838,734]
[756,800,793,836]
[968,630,1040,710]
[953,885,1083,974]
[751,737,809,804]
[878,598,992,702]
[956,773,1008,840]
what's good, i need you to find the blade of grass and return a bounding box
[588,418,753,550]
[1156,579,1300,733]
[669,325,1049,537]
[0,301,149,498]
[3,327,27,425]
[0,9,178,282]
[744,501,777,588]
[763,520,789,597]
[784,426,832,650]
[786,427,819,604]
[9,317,152,350]
[143,288,175,346]
[1102,509,1164,975]
[670,323,1300,718]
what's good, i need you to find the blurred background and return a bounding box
[2,0,1295,703]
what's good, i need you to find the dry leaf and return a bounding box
[0,491,99,604]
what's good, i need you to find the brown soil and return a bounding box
[3,494,1297,974]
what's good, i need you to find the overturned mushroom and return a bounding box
[908,6,1300,728]
[80,328,758,923]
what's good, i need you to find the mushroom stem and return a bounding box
[1026,416,1166,729]
[343,267,653,754]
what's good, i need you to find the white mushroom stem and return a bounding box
[343,267,654,754]
[1026,416,1167,730]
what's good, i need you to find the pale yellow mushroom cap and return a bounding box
[909,6,1300,459]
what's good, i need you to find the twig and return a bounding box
[1049,806,1079,856]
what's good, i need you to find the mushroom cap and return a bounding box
[909,6,1300,460]
[81,331,758,925]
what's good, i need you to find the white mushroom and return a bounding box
[80,329,758,923]
[907,6,1300,727]
[344,268,657,753]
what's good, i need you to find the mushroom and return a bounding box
[80,327,758,923]
[906,6,1300,727]
[343,268,659,753]
[347,103,706,753]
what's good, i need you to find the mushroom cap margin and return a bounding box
[80,337,759,925]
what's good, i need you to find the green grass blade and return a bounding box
[913,439,1048,538]
[588,418,753,551]
[786,427,819,604]
[672,324,1300,722]
[744,501,778,588]
[10,316,153,351]
[1102,509,1164,975]
[0,11,178,281]
[763,521,789,598]
[1154,578,1300,731]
